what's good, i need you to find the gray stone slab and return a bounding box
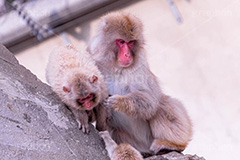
[0,43,108,160]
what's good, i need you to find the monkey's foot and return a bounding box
[99,130,112,142]
[99,131,116,147]
[99,131,118,156]
[150,139,184,154]
[77,120,90,134]
[99,130,108,137]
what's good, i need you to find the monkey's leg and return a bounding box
[99,131,117,158]
[150,139,186,154]
[95,103,108,131]
[71,108,90,134]
[150,95,192,154]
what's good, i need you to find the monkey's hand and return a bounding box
[72,109,90,134]
[103,97,115,121]
[77,119,90,134]
[104,95,129,114]
[104,92,155,119]
[77,112,90,134]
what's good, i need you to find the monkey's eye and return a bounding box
[116,39,125,44]
[120,40,125,44]
[128,40,135,45]
[128,40,136,48]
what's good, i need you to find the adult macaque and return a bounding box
[87,12,192,155]
[46,45,108,133]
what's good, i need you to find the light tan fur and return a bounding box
[99,131,143,160]
[87,12,193,155]
[46,45,108,133]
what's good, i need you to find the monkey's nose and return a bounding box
[124,50,132,58]
[78,90,88,97]
[125,53,131,58]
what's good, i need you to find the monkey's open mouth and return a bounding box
[77,93,96,110]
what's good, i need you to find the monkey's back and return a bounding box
[46,45,103,97]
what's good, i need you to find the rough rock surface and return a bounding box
[145,152,205,160]
[0,43,108,160]
[0,44,205,160]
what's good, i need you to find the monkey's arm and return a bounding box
[95,103,108,131]
[104,90,159,120]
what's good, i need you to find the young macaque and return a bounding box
[87,12,192,155]
[46,45,108,133]
[99,131,143,160]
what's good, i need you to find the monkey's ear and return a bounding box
[99,19,108,31]
[90,75,98,83]
[63,86,71,93]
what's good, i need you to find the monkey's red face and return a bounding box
[116,39,135,67]
[63,75,99,110]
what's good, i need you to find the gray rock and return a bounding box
[145,152,205,160]
[0,43,109,160]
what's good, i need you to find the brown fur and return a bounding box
[46,45,108,133]
[100,12,142,41]
[88,12,192,154]
[151,139,187,151]
[99,131,143,160]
